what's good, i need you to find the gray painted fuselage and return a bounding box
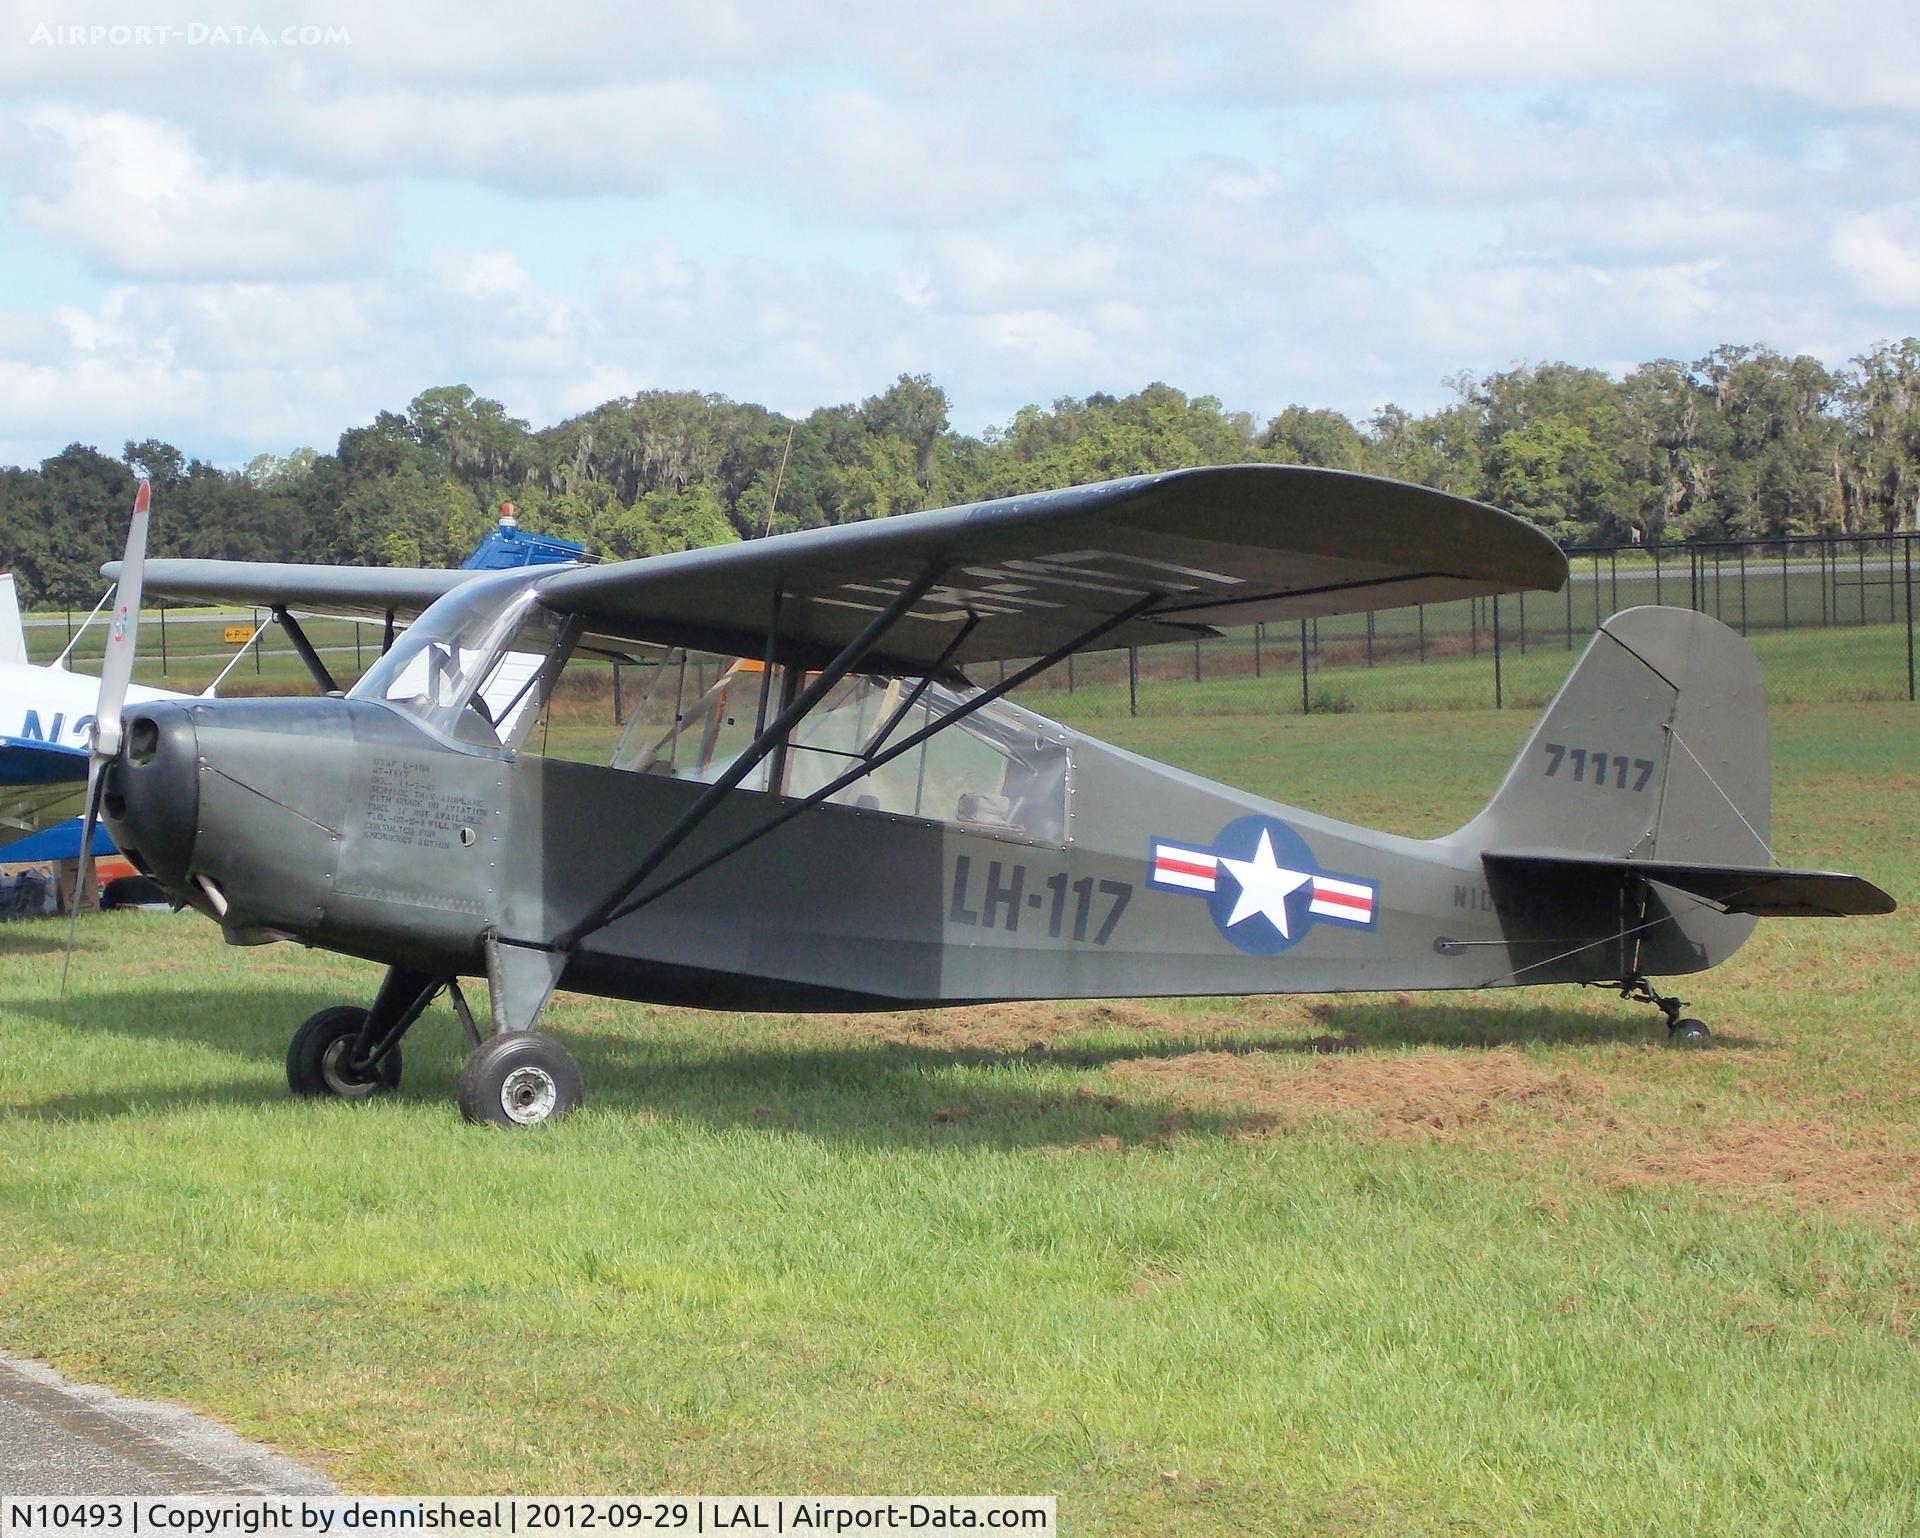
[104,671,1727,1015]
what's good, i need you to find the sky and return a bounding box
[1,0,1917,468]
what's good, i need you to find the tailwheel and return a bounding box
[458,1032,582,1127]
[287,1005,403,1099]
[1613,976,1713,1049]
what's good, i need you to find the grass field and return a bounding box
[1,701,1916,1533]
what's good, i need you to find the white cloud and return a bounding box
[225,80,753,198]
[1831,209,1920,307]
[10,107,393,279]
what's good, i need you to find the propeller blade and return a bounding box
[59,762,105,999]
[64,479,151,998]
[92,479,151,761]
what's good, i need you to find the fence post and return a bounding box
[1782,542,1790,629]
[1299,619,1310,715]
[355,627,363,671]
[1565,575,1573,648]
[1470,597,1479,658]
[613,661,624,724]
[1738,546,1748,635]
[1127,646,1138,718]
[1493,595,1504,710]
[1610,549,1619,615]
[1419,604,1427,662]
[1193,638,1202,682]
[1906,535,1915,704]
[1253,623,1263,679]
[1066,653,1075,693]
[66,606,73,647]
[253,608,262,673]
[1820,539,1829,626]
[159,605,167,675]
[1365,611,1374,667]
[1517,591,1526,655]
[1653,545,1662,606]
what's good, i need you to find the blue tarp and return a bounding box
[460,524,586,571]
[0,816,115,863]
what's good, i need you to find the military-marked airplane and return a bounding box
[74,467,1891,1126]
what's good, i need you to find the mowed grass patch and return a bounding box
[0,703,1915,1533]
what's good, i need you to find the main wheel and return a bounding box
[458,1033,583,1127]
[1668,1017,1712,1047]
[287,1005,403,1099]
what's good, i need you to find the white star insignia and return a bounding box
[1217,829,1313,937]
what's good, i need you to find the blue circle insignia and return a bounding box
[1204,815,1323,955]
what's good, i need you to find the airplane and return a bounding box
[73,466,1893,1127]
[0,506,582,871]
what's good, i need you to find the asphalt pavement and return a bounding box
[0,1353,335,1496]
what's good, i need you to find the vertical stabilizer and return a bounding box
[1455,606,1769,866]
[0,574,25,666]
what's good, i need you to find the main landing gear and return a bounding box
[284,944,582,1125]
[1616,975,1712,1047]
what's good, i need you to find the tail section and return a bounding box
[1453,607,1778,980]
[1459,606,1770,867]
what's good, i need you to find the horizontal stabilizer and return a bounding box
[0,735,90,787]
[1484,851,1896,918]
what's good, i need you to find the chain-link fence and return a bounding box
[998,531,1918,719]
[25,604,384,695]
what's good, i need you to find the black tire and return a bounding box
[457,1033,583,1127]
[287,1005,403,1099]
[1668,1017,1712,1047]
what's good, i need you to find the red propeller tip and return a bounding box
[133,480,150,513]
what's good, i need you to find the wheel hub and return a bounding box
[319,1036,382,1099]
[499,1064,558,1124]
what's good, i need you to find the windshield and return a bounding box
[349,570,564,750]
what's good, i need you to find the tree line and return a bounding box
[4,340,1918,607]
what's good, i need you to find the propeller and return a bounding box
[61,478,151,997]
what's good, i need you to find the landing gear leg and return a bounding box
[457,934,581,1127]
[1616,975,1711,1047]
[288,966,444,1099]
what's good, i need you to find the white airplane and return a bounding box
[0,571,188,863]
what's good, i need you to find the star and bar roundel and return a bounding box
[1148,815,1378,955]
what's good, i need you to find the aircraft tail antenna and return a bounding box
[760,423,795,538]
[62,479,151,998]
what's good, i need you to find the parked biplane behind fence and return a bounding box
[64,466,1893,1125]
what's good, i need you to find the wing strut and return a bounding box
[560,591,1160,950]
[554,568,944,950]
[273,606,339,693]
